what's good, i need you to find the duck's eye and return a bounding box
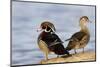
[42,26,46,29]
[46,26,51,31]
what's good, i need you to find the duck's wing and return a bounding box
[65,32,86,42]
[42,33,63,47]
[51,34,63,42]
[80,35,90,45]
[66,32,86,50]
[71,32,87,41]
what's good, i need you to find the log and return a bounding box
[40,51,95,64]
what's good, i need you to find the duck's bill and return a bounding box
[37,27,42,32]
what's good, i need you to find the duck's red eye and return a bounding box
[42,26,46,29]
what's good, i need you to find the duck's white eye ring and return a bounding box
[44,29,51,32]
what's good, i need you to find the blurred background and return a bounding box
[12,1,95,65]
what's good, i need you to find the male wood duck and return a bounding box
[37,21,70,60]
[65,16,90,54]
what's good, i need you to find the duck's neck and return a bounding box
[41,31,53,35]
[80,24,89,34]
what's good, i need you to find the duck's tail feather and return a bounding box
[64,49,70,55]
[66,47,72,51]
[65,38,73,41]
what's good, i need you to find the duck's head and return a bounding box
[79,16,90,27]
[79,16,92,33]
[37,21,56,33]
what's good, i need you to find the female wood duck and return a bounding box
[65,16,90,54]
[37,21,70,60]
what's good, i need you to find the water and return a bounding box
[12,1,96,66]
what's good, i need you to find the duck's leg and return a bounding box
[57,55,59,58]
[83,48,84,53]
[74,49,77,54]
[45,52,48,60]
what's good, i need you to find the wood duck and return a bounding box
[65,16,90,54]
[37,21,70,60]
